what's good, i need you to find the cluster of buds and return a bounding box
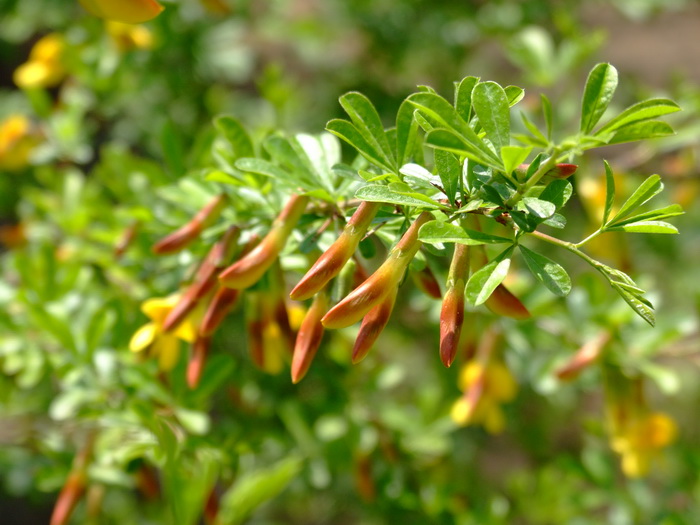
[603,367,677,478]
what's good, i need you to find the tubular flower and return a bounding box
[129,294,200,371]
[439,244,469,367]
[610,412,677,478]
[291,291,329,383]
[79,0,165,23]
[0,115,39,171]
[187,336,211,389]
[106,21,154,51]
[290,201,381,300]
[13,33,66,89]
[351,287,397,364]
[555,332,610,381]
[322,211,433,329]
[410,264,442,299]
[199,287,240,337]
[152,194,229,255]
[220,194,309,290]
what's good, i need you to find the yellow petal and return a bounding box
[488,362,518,402]
[173,318,197,344]
[645,412,677,448]
[129,323,157,352]
[141,295,180,323]
[483,404,506,434]
[450,397,473,426]
[80,0,165,23]
[153,334,180,371]
[29,34,65,62]
[458,362,484,391]
[13,61,64,89]
[621,450,650,478]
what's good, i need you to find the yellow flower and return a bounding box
[79,0,165,24]
[451,360,517,434]
[610,412,677,478]
[106,21,154,51]
[0,115,39,171]
[13,33,66,89]
[129,295,199,371]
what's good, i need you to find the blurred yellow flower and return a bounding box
[129,294,199,371]
[610,411,677,478]
[0,115,39,171]
[106,21,154,51]
[13,33,66,89]
[450,360,517,434]
[79,0,164,24]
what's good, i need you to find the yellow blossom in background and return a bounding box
[450,360,517,434]
[79,0,164,24]
[129,294,199,371]
[200,0,231,14]
[610,411,677,478]
[106,21,154,51]
[0,115,39,171]
[13,33,66,89]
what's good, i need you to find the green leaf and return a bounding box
[580,63,618,134]
[607,174,663,224]
[433,150,461,204]
[606,220,679,234]
[425,128,502,171]
[471,81,510,153]
[455,76,479,123]
[602,160,615,225]
[355,185,444,209]
[501,145,532,176]
[606,121,675,145]
[235,158,289,181]
[419,221,512,245]
[542,213,566,229]
[466,254,512,306]
[396,99,419,166]
[541,94,553,139]
[539,180,572,209]
[326,119,391,170]
[215,115,255,159]
[505,85,525,107]
[610,204,684,226]
[597,98,681,135]
[407,92,503,169]
[339,92,395,170]
[522,197,556,219]
[519,245,571,297]
[217,456,303,525]
[610,282,655,326]
[519,111,549,147]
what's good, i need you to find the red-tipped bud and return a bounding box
[291,292,329,383]
[187,336,211,389]
[189,226,241,301]
[290,202,380,300]
[439,245,470,367]
[152,194,228,255]
[322,211,433,329]
[199,287,240,337]
[114,220,140,259]
[352,288,397,363]
[411,264,442,299]
[485,284,530,320]
[50,471,87,525]
[548,163,578,179]
[161,289,198,332]
[219,195,309,290]
[555,332,610,381]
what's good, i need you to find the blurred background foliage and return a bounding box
[0,0,699,523]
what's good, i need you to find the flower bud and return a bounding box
[79,0,165,23]
[152,194,228,255]
[290,201,380,300]
[352,288,397,364]
[189,226,241,301]
[199,287,240,337]
[516,162,578,181]
[161,288,198,333]
[219,195,309,290]
[555,332,610,381]
[322,211,433,329]
[50,470,87,525]
[291,292,329,383]
[484,284,531,320]
[439,245,469,367]
[114,220,140,259]
[187,336,211,389]
[411,264,442,299]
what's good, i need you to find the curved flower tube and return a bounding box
[439,244,469,367]
[291,291,329,383]
[351,288,397,364]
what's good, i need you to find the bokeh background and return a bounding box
[1,1,699,523]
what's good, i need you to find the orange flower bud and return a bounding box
[484,284,530,320]
[199,287,240,337]
[440,244,469,367]
[517,162,578,180]
[187,336,211,389]
[352,288,397,364]
[411,264,442,299]
[152,194,228,255]
[219,195,309,289]
[291,292,329,383]
[322,211,433,329]
[161,288,198,333]
[555,332,610,381]
[50,471,87,525]
[114,220,140,259]
[79,0,165,23]
[290,201,380,300]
